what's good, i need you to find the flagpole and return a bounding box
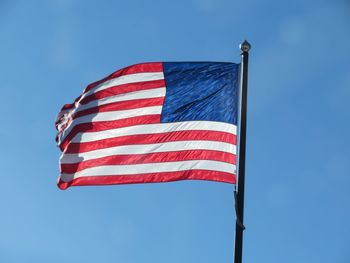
[234,40,251,263]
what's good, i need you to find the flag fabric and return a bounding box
[56,62,240,190]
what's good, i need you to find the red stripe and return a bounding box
[65,130,237,153]
[80,79,165,105]
[57,170,236,190]
[73,97,164,120]
[61,150,236,174]
[59,115,161,151]
[84,62,163,93]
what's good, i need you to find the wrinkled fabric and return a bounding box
[162,62,240,125]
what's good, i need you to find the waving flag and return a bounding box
[56,62,240,190]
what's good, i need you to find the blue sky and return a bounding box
[0,0,349,262]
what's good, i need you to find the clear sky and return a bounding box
[0,0,349,262]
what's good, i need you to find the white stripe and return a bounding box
[60,160,236,182]
[73,106,161,124]
[61,140,236,164]
[73,121,237,143]
[59,106,162,145]
[74,87,165,114]
[84,72,164,98]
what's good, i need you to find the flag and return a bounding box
[56,62,240,190]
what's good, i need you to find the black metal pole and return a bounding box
[234,40,251,263]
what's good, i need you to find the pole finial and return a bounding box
[240,40,251,52]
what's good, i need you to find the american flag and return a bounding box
[56,62,240,190]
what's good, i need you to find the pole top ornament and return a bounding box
[240,40,251,52]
